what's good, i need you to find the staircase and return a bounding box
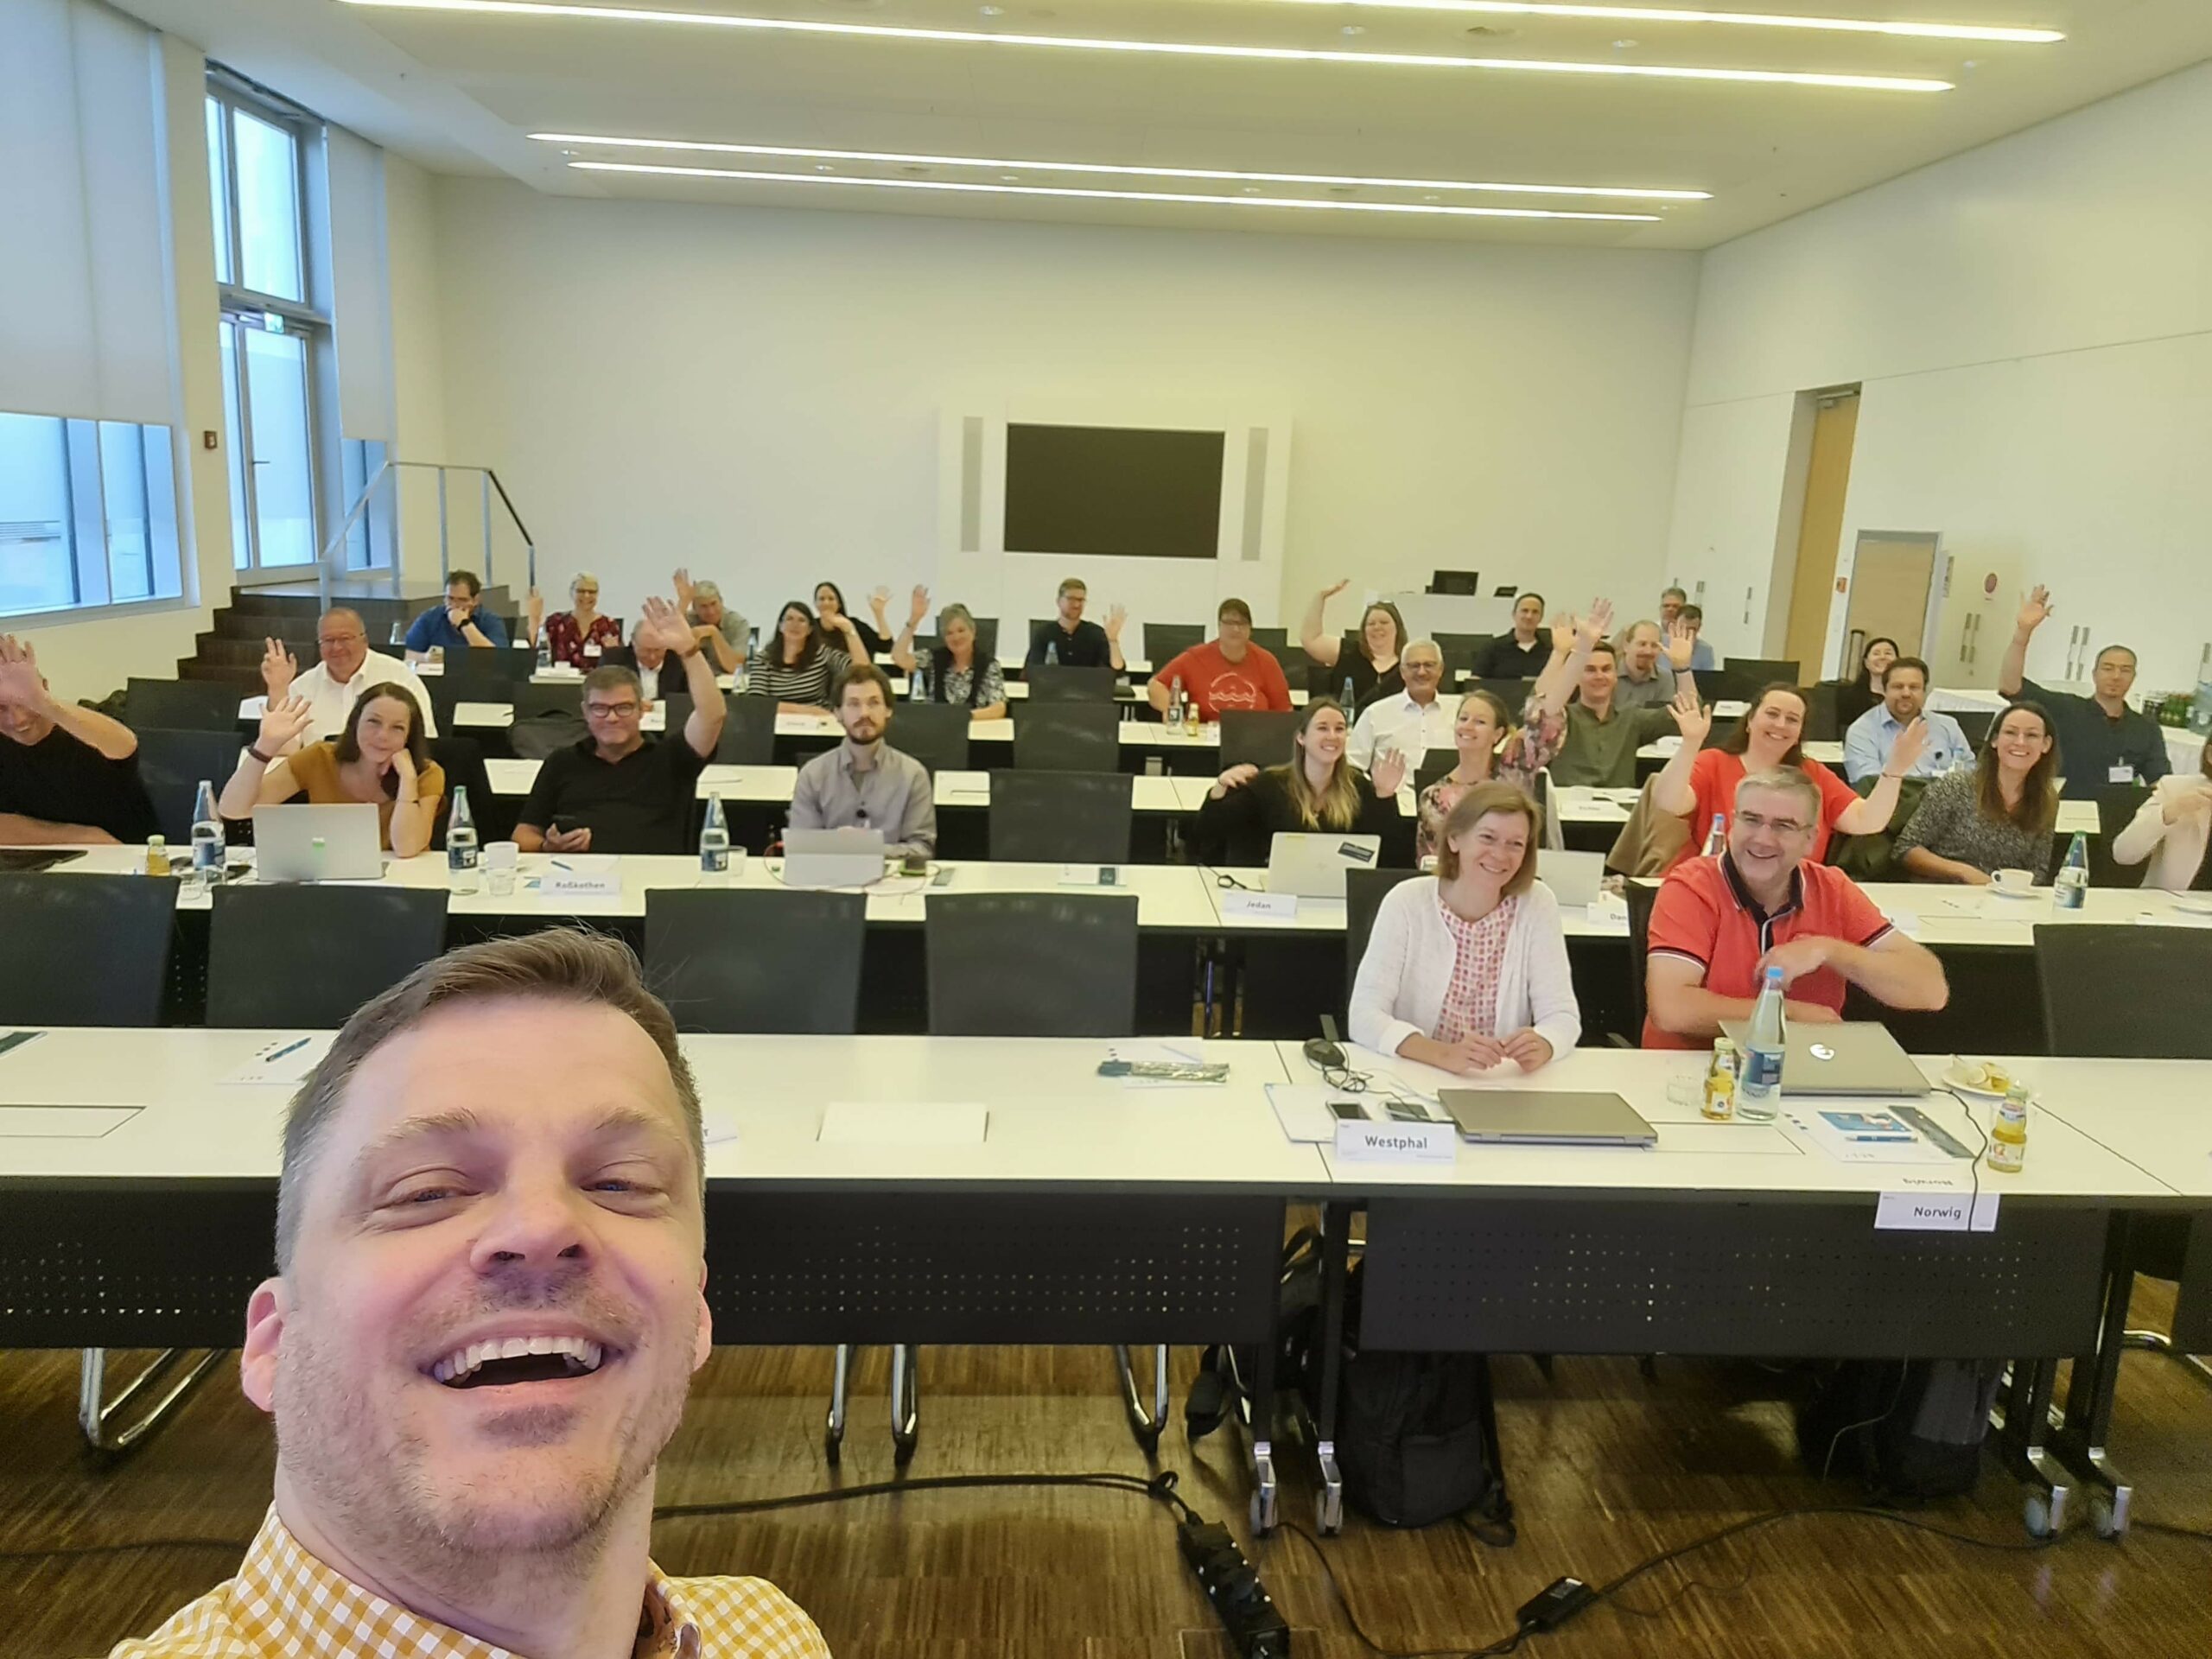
[176,581,522,686]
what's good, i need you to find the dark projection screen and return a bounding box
[1003,424,1225,561]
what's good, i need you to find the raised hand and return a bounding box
[632,594,695,658]
[257,695,315,755]
[907,584,931,626]
[1548,611,1577,654]
[1321,578,1351,601]
[527,588,545,629]
[0,635,46,708]
[868,585,893,618]
[2016,584,2053,634]
[259,637,297,699]
[1499,1028,1555,1072]
[671,567,696,613]
[1583,598,1616,647]
[1103,604,1128,640]
[1886,715,1929,778]
[1665,618,1697,670]
[1666,685,1711,748]
[1211,763,1261,798]
[1370,745,1409,798]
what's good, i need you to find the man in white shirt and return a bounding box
[259,607,438,754]
[1347,639,1456,772]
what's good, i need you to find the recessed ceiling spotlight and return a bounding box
[341,3,1958,92]
[815,162,834,171]
[1613,38,1637,48]
[978,3,1003,13]
[1341,23,1365,34]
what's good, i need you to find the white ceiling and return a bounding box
[120,0,2212,247]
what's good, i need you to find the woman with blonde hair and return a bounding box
[2113,735,2212,891]
[1351,782,1580,1074]
[524,571,622,670]
[1197,698,1404,865]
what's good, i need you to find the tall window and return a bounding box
[0,410,181,620]
[207,78,339,581]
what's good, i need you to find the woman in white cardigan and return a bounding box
[1350,781,1581,1074]
[2112,747,2212,891]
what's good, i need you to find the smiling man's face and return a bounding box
[243,997,709,1564]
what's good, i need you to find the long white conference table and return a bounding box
[3,1032,2201,1535]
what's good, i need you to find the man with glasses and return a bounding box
[1642,767,1948,1048]
[257,607,438,753]
[515,598,725,855]
[403,569,509,664]
[1145,597,1292,721]
[1347,639,1455,774]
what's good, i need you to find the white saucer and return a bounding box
[1986,884,2041,899]
[1942,1062,2014,1099]
[2171,893,2212,916]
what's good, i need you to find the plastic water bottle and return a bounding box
[447,785,480,893]
[734,652,751,697]
[1170,676,1185,730]
[1737,966,1788,1123]
[1340,676,1354,709]
[1702,813,1726,858]
[390,620,405,646]
[1046,639,1060,667]
[189,781,224,892]
[912,657,932,702]
[2053,831,2088,912]
[536,635,553,673]
[699,791,730,883]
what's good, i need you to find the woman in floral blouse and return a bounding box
[526,571,623,670]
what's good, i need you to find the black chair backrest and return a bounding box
[1249,626,1290,659]
[512,681,584,721]
[713,697,777,765]
[1219,710,1302,772]
[453,645,537,682]
[1726,658,1802,692]
[134,727,246,842]
[1414,753,1457,792]
[1144,622,1205,665]
[509,714,588,761]
[2036,924,2212,1058]
[205,885,448,1028]
[925,892,1138,1037]
[426,734,493,849]
[0,873,176,1025]
[969,618,1001,661]
[1433,633,1492,678]
[1954,708,1995,750]
[645,889,865,1033]
[1468,677,1535,710]
[988,770,1134,863]
[127,677,245,733]
[1624,877,1661,1040]
[1012,702,1121,772]
[1026,665,1117,703]
[428,671,513,728]
[888,702,972,775]
[1344,867,1424,1016]
[1798,679,1843,743]
[2088,784,2151,887]
[595,644,635,670]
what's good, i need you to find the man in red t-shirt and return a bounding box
[1642,767,1948,1049]
[1147,598,1293,721]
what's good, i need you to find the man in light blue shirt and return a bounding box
[1843,656,1972,783]
[1679,604,1719,673]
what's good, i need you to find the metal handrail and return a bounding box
[315,460,537,608]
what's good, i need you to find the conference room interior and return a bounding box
[6,2,2212,1656]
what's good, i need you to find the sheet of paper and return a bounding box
[223,1034,333,1086]
[0,1105,140,1138]
[702,1108,740,1147]
[1881,906,1923,938]
[1265,1084,1358,1143]
[817,1101,988,1147]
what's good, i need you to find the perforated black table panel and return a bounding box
[706,1192,1287,1345]
[0,1183,275,1346]
[1357,1196,2111,1359]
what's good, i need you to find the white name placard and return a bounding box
[1222,890,1298,921]
[1875,1190,1999,1233]
[1333,1119,1456,1166]
[541,856,623,899]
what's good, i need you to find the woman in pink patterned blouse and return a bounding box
[1413,601,1612,866]
[525,571,624,670]
[1351,781,1582,1075]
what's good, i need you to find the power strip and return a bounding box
[1178,1520,1292,1659]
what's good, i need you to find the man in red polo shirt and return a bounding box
[1147,598,1293,721]
[1643,767,1948,1049]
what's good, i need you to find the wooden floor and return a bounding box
[6,1287,2209,1658]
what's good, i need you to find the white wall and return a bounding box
[385,151,449,587]
[1667,58,2212,690]
[426,179,1699,647]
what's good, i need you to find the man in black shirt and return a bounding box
[1024,577,1127,671]
[515,597,726,854]
[1470,592,1548,679]
[1998,585,2171,800]
[0,634,156,843]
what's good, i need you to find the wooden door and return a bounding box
[1783,391,1859,677]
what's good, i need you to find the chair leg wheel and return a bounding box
[823,1432,842,1467]
[2024,1494,2053,1539]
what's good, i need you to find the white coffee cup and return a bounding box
[1991,867,2034,893]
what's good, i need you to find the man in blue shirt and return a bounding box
[404,569,509,662]
[1678,604,1719,673]
[1843,656,1971,783]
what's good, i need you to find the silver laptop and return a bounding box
[1535,849,1606,908]
[1265,832,1382,899]
[1442,1090,1657,1147]
[1717,1019,1930,1098]
[252,804,385,882]
[783,826,886,889]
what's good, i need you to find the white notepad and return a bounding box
[817,1101,989,1147]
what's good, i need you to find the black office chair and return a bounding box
[925,892,1137,1037]
[1344,867,1422,1014]
[1724,658,1802,693]
[713,697,777,765]
[645,889,864,1033]
[1026,665,1117,703]
[1414,753,1458,793]
[1799,680,1843,743]
[134,728,246,842]
[987,771,1134,863]
[1954,708,1996,750]
[512,681,584,721]
[454,645,537,682]
[1433,633,1493,683]
[0,873,176,1026]
[126,677,247,733]
[205,886,448,1028]
[1218,710,1301,772]
[2035,923,2212,1391]
[1468,677,1537,710]
[1615,877,1662,1045]
[969,618,1001,661]
[1012,702,1121,772]
[1249,626,1290,659]
[509,712,588,761]
[427,734,494,849]
[1144,622,1205,665]
[888,703,971,775]
[2091,785,2152,887]
[427,672,512,733]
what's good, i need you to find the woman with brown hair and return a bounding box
[221,683,444,855]
[1197,698,1404,866]
[1298,579,1408,707]
[1350,782,1580,1074]
[1893,702,2061,884]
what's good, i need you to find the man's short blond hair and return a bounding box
[1058,578,1087,600]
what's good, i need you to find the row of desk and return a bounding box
[3,1032,2202,1535]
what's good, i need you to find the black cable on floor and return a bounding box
[652,1468,1198,1525]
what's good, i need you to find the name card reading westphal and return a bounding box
[1875,1191,1999,1232]
[1333,1119,1455,1166]
[1221,890,1298,921]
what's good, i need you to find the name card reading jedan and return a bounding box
[1875,1191,2000,1233]
[1333,1119,1455,1166]
[1221,890,1298,921]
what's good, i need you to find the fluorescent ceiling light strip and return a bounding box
[569,159,1664,219]
[532,133,1711,200]
[338,0,1955,92]
[1288,1,2063,46]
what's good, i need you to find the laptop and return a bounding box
[782,826,887,889]
[1441,1090,1657,1147]
[252,804,386,882]
[1717,1019,1930,1098]
[1535,849,1606,908]
[1265,832,1382,899]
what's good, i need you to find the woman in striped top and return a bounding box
[747,601,851,712]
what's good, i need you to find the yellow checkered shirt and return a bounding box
[108,1508,830,1658]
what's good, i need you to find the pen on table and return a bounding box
[263,1037,312,1064]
